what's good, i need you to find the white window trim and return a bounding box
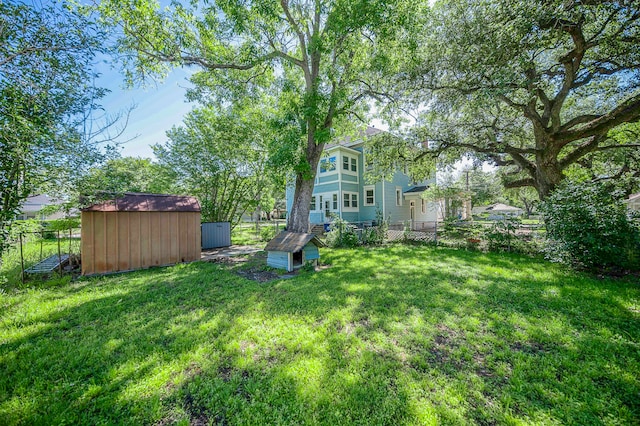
[396,187,402,206]
[319,156,338,175]
[311,196,317,212]
[340,153,358,177]
[317,192,339,214]
[342,191,359,212]
[421,198,426,214]
[364,185,375,206]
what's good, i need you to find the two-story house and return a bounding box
[286,127,438,229]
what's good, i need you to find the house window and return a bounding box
[351,158,357,172]
[421,198,426,214]
[320,156,336,173]
[364,186,375,206]
[343,156,349,170]
[332,193,338,210]
[311,196,317,211]
[396,188,402,206]
[342,192,359,210]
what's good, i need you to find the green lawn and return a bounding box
[1,246,638,425]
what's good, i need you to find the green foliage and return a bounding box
[483,217,521,253]
[1,247,639,424]
[541,181,640,271]
[259,226,277,243]
[0,1,110,251]
[325,217,360,248]
[98,0,422,232]
[403,0,640,199]
[77,157,171,200]
[153,105,277,226]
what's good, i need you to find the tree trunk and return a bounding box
[286,126,325,233]
[534,154,564,200]
[287,173,315,232]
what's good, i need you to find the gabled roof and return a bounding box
[82,193,201,212]
[404,185,429,194]
[627,192,640,202]
[21,194,59,212]
[485,203,523,212]
[324,126,384,149]
[264,232,325,252]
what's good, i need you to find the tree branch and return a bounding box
[556,95,640,144]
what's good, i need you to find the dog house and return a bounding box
[265,232,325,272]
[81,193,201,275]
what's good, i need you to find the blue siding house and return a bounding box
[286,127,438,229]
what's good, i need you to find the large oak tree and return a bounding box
[405,0,640,199]
[99,0,418,232]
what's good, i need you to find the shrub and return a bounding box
[325,218,360,248]
[484,217,520,252]
[260,226,277,242]
[541,181,640,271]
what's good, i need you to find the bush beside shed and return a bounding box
[81,193,201,275]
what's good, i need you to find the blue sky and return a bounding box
[95,64,195,159]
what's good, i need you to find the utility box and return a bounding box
[201,222,231,249]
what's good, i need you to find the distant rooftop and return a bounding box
[325,126,384,149]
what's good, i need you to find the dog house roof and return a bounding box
[264,232,325,253]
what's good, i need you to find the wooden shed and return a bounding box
[81,193,201,275]
[265,232,325,272]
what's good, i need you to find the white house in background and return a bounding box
[17,195,64,220]
[472,203,524,219]
[625,193,640,211]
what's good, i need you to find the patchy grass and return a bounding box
[1,246,638,425]
[231,221,285,246]
[0,237,81,289]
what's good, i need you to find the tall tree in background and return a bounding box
[99,0,419,232]
[0,1,112,252]
[77,157,171,196]
[405,0,640,199]
[153,105,277,228]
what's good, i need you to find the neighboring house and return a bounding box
[473,203,523,219]
[285,127,438,230]
[17,195,64,220]
[625,193,640,211]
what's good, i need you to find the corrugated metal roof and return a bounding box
[264,232,325,252]
[82,193,201,212]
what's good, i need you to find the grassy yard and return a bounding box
[1,246,638,425]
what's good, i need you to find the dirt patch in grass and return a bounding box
[207,250,330,283]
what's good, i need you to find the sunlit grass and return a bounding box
[1,246,638,425]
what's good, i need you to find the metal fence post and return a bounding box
[19,233,25,285]
[57,230,62,275]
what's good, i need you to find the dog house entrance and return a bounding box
[292,250,303,269]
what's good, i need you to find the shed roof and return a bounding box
[82,193,201,212]
[264,232,325,252]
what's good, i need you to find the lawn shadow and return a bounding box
[1,247,639,425]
